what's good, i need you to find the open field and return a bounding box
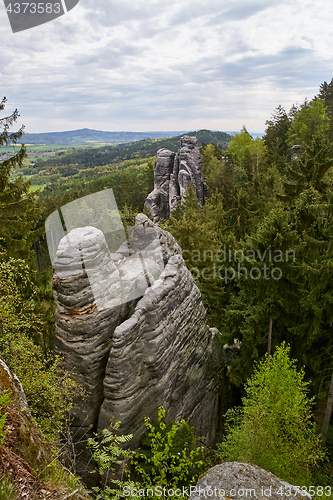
[29,184,45,192]
[1,142,117,163]
[1,142,115,153]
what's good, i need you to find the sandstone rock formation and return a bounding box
[144,136,206,222]
[53,214,223,478]
[0,359,90,498]
[0,359,53,470]
[0,360,52,498]
[190,462,312,500]
[291,145,303,160]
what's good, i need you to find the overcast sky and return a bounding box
[1,0,333,133]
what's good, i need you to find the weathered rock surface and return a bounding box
[98,252,221,446]
[53,214,223,477]
[0,359,53,499]
[291,144,303,160]
[144,136,206,221]
[178,135,205,205]
[0,359,89,499]
[0,359,53,470]
[190,462,312,500]
[144,148,176,222]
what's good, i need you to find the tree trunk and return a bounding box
[268,316,273,357]
[322,371,333,446]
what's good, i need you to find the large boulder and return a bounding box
[190,463,311,500]
[53,214,224,477]
[144,136,206,221]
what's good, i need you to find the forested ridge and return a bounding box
[1,79,333,496]
[16,128,190,146]
[22,129,231,178]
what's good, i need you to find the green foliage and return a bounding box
[287,188,333,395]
[131,406,204,497]
[0,390,11,446]
[0,98,41,265]
[228,127,254,170]
[2,84,333,486]
[264,105,292,168]
[38,160,154,227]
[32,130,231,175]
[282,132,333,199]
[0,259,80,438]
[222,207,302,385]
[228,127,267,181]
[162,186,229,329]
[88,409,203,500]
[87,421,138,500]
[200,143,233,204]
[0,475,18,500]
[287,99,329,147]
[217,344,325,484]
[134,408,202,485]
[38,461,90,499]
[317,78,333,140]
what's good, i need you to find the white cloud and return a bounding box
[1,0,332,133]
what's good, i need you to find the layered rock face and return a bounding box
[144,135,206,221]
[0,360,54,496]
[53,214,223,477]
[98,252,221,446]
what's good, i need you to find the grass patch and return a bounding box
[29,184,45,192]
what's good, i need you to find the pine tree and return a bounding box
[223,207,302,385]
[0,97,40,265]
[264,105,292,171]
[289,187,333,420]
[287,98,329,150]
[281,131,333,201]
[317,78,333,139]
[162,186,231,329]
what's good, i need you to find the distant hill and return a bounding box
[32,129,232,172]
[19,128,189,146]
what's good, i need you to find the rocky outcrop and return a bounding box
[0,359,89,499]
[144,148,176,222]
[144,136,206,222]
[53,214,223,477]
[178,135,205,205]
[0,360,51,499]
[291,145,303,160]
[0,359,53,471]
[98,252,221,446]
[190,462,312,500]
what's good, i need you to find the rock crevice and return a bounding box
[53,214,223,477]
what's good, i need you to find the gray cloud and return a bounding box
[206,0,275,24]
[0,0,332,132]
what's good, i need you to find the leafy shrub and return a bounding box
[87,409,204,500]
[0,391,11,446]
[217,343,325,484]
[0,259,82,438]
[131,407,204,497]
[87,421,139,500]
